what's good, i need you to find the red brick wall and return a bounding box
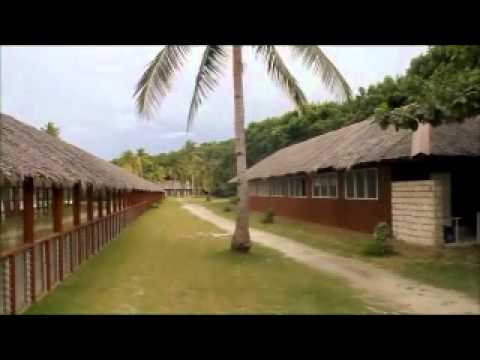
[249,165,392,234]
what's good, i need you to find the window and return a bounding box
[288,176,306,197]
[271,178,287,197]
[312,172,338,198]
[257,180,270,197]
[345,168,378,200]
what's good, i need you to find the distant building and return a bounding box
[157,180,193,197]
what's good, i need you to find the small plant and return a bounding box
[363,222,395,256]
[261,208,275,224]
[223,205,232,212]
[229,196,240,205]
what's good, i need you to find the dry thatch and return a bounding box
[233,115,480,182]
[0,113,165,192]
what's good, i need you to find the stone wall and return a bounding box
[391,180,445,246]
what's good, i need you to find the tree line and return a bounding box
[113,45,480,197]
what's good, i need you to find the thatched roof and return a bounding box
[0,113,165,192]
[234,115,480,182]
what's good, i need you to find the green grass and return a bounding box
[189,197,480,300]
[25,198,375,314]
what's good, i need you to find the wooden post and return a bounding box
[53,187,64,233]
[9,255,16,314]
[98,190,104,218]
[112,189,117,213]
[86,185,93,257]
[106,189,111,216]
[23,178,35,304]
[87,185,94,222]
[23,178,34,243]
[45,242,51,291]
[53,186,64,281]
[73,183,81,226]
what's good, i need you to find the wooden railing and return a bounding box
[0,200,155,315]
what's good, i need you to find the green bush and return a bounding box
[363,222,395,256]
[261,208,275,224]
[229,196,240,205]
[223,205,232,212]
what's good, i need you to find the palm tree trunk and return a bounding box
[231,46,252,252]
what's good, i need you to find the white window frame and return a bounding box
[287,176,307,198]
[344,168,379,200]
[311,172,338,199]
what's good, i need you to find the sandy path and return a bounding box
[183,203,480,314]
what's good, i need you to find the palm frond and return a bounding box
[255,46,308,108]
[291,46,352,101]
[187,45,227,131]
[134,45,191,118]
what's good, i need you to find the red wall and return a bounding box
[249,165,392,234]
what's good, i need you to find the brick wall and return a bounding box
[391,180,445,246]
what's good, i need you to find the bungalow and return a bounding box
[237,116,480,247]
[157,180,193,197]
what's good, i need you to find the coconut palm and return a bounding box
[115,150,143,176]
[134,45,351,253]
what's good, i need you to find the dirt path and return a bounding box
[183,203,480,314]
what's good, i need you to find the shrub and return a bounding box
[261,208,275,224]
[229,196,240,205]
[363,222,395,256]
[223,205,232,212]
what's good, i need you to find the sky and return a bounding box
[0,46,427,160]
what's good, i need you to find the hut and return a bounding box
[0,113,165,314]
[158,180,193,197]
[233,116,480,248]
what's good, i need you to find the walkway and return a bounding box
[183,203,480,314]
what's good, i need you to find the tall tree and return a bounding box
[114,150,143,176]
[41,122,60,138]
[134,46,351,253]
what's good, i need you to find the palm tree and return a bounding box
[116,150,143,176]
[41,122,60,138]
[134,46,351,253]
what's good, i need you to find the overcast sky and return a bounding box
[1,46,427,160]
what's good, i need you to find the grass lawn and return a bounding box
[25,198,376,314]
[189,197,480,300]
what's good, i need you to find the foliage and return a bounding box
[261,208,275,224]
[223,205,232,212]
[116,46,480,194]
[375,46,480,130]
[363,222,395,257]
[112,150,145,177]
[41,122,60,138]
[134,46,351,127]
